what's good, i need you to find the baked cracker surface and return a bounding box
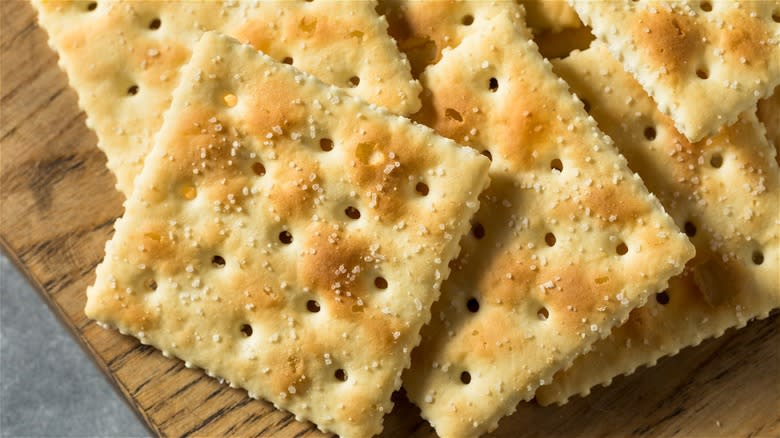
[570,0,780,142]
[85,32,489,438]
[537,43,780,405]
[31,0,421,196]
[400,7,694,438]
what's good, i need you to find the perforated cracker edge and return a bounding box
[538,308,776,406]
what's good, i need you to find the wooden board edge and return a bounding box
[0,234,158,437]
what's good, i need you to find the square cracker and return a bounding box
[537,43,780,405]
[400,7,693,438]
[32,0,421,196]
[570,0,780,142]
[85,32,490,437]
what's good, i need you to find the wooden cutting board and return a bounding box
[2,1,778,436]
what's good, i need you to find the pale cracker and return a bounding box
[401,8,694,438]
[570,0,780,142]
[85,32,489,437]
[32,0,421,196]
[521,0,582,34]
[757,85,780,164]
[538,43,780,405]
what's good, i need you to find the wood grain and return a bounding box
[1,1,778,436]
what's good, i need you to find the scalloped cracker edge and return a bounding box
[521,0,582,33]
[380,0,525,78]
[534,25,594,60]
[85,32,489,438]
[379,0,584,78]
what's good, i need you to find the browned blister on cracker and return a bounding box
[85,32,489,438]
[571,0,780,142]
[538,43,780,406]
[398,7,694,438]
[32,0,421,196]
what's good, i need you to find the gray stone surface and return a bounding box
[0,253,150,437]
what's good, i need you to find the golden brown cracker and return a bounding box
[571,0,780,142]
[86,32,489,437]
[539,43,780,405]
[400,9,694,438]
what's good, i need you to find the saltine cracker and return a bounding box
[400,8,694,438]
[570,0,780,142]
[86,32,489,437]
[537,44,780,405]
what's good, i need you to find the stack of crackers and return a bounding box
[31,1,778,437]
